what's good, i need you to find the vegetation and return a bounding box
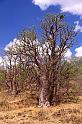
[0,14,82,109]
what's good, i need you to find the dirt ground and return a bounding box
[0,96,82,124]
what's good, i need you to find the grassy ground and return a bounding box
[0,91,82,124]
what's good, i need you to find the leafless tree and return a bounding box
[15,14,76,107]
[3,14,77,106]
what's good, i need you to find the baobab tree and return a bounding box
[4,14,77,106]
[38,14,77,106]
[16,14,77,107]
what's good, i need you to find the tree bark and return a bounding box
[39,74,50,107]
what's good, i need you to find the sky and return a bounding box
[0,0,82,59]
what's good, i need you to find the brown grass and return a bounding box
[0,91,82,124]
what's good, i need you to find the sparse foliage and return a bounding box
[0,14,78,106]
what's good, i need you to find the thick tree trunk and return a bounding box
[11,77,18,96]
[39,75,50,107]
[11,64,18,96]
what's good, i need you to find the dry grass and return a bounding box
[0,91,82,124]
[0,103,82,124]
